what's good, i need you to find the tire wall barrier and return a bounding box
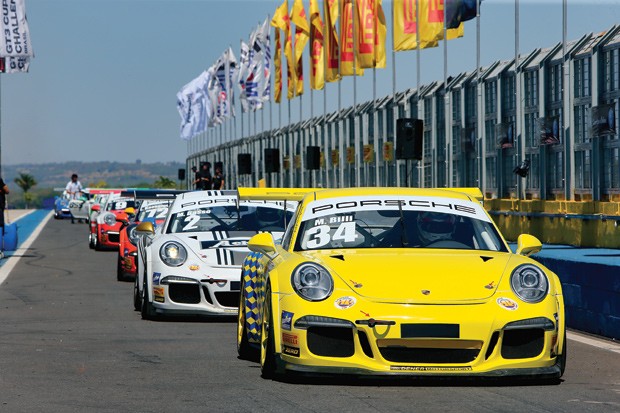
[486,200,620,248]
[531,256,620,340]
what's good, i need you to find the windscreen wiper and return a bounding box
[398,201,409,247]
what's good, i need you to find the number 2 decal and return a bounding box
[182,215,200,231]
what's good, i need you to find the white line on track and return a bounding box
[567,331,620,354]
[0,211,53,287]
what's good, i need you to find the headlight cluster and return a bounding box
[510,264,549,303]
[127,225,139,246]
[291,263,334,301]
[103,213,116,226]
[159,241,187,267]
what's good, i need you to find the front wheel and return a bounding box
[141,279,157,320]
[116,255,124,281]
[260,284,278,379]
[133,274,142,311]
[558,331,567,377]
[237,284,259,361]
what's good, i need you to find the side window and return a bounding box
[281,204,301,250]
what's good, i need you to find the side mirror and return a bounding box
[248,233,277,257]
[116,212,129,224]
[91,205,101,212]
[136,221,155,236]
[515,234,542,257]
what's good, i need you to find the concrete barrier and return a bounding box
[529,247,620,340]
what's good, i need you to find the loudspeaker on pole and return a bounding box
[238,154,252,175]
[264,148,280,173]
[177,168,186,181]
[396,118,423,160]
[306,146,320,170]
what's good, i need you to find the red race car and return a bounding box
[116,190,182,281]
[91,194,137,251]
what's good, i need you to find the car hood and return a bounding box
[306,249,511,303]
[171,231,284,268]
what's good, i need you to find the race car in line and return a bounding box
[69,188,121,223]
[135,190,296,319]
[117,190,183,282]
[53,191,73,220]
[89,194,137,251]
[237,187,566,380]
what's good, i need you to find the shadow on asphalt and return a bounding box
[272,373,563,387]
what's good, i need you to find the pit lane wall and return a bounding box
[488,199,620,340]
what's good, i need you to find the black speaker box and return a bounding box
[264,148,280,173]
[396,118,423,160]
[306,146,321,170]
[238,154,252,175]
[177,168,186,180]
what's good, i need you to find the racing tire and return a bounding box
[237,283,259,361]
[260,284,278,379]
[116,255,124,281]
[141,279,157,320]
[558,331,567,377]
[133,274,141,311]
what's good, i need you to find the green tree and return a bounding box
[153,176,176,189]
[14,172,37,208]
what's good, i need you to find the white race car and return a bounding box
[135,190,295,320]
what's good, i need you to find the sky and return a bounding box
[2,0,620,167]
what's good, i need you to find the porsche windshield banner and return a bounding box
[302,196,491,222]
[0,0,34,58]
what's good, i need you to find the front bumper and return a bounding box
[271,292,564,378]
[150,266,241,316]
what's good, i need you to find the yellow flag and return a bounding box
[355,0,386,68]
[310,0,324,90]
[419,0,463,49]
[340,0,363,76]
[291,0,309,96]
[324,0,341,83]
[393,0,417,51]
[272,1,294,100]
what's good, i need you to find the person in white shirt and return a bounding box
[65,174,83,223]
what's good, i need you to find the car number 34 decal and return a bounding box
[306,221,358,249]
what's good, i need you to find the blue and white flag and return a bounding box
[176,69,214,140]
[260,19,271,103]
[238,41,251,113]
[0,0,34,58]
[214,47,238,119]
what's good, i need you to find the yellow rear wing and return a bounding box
[237,187,321,202]
[442,187,484,204]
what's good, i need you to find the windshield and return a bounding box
[294,197,507,252]
[167,205,293,234]
[137,200,173,223]
[106,199,136,211]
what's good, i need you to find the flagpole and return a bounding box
[391,1,397,187]
[516,0,522,199]
[352,0,359,187]
[444,0,450,187]
[416,0,422,188]
[476,0,483,193]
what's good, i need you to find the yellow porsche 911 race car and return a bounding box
[236,187,566,380]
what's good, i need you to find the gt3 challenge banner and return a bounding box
[0,0,34,73]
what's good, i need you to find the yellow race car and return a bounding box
[236,187,566,380]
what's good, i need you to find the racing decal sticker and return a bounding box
[281,310,294,331]
[152,272,161,286]
[390,366,473,372]
[282,333,298,346]
[282,345,300,358]
[334,296,357,309]
[301,195,491,222]
[497,297,519,311]
[153,287,165,303]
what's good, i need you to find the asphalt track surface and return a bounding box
[0,218,619,413]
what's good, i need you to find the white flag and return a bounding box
[238,41,250,113]
[259,18,271,103]
[0,0,34,58]
[176,70,212,140]
[246,24,265,111]
[1,56,29,73]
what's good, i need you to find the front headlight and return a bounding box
[103,213,116,226]
[159,241,187,267]
[127,225,139,246]
[291,263,334,302]
[510,264,549,303]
